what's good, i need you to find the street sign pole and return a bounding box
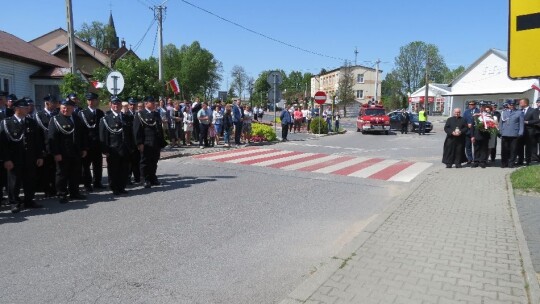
[112,75,119,97]
[274,75,277,136]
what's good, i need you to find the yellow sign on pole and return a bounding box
[509,0,540,79]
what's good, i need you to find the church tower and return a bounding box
[107,10,120,50]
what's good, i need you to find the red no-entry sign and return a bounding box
[314,91,327,105]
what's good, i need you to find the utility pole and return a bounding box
[374,59,381,103]
[154,2,167,82]
[424,57,430,113]
[354,47,359,66]
[65,0,77,74]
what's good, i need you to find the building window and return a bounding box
[356,90,364,99]
[0,74,12,93]
[357,74,364,83]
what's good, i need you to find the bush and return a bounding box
[310,117,328,134]
[252,122,277,141]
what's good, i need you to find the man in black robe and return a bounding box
[443,108,468,168]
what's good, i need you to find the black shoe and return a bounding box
[112,190,121,195]
[25,200,43,209]
[127,180,134,186]
[119,189,128,194]
[85,185,94,192]
[59,196,69,204]
[446,164,452,168]
[70,193,87,200]
[455,164,462,168]
[472,163,478,168]
[93,183,105,189]
[134,179,141,183]
[508,164,515,168]
[11,204,21,213]
[150,180,161,186]
[480,162,486,168]
[525,162,531,166]
[144,181,152,189]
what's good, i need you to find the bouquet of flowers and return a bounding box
[474,113,498,135]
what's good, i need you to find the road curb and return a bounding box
[506,174,540,304]
[278,164,437,304]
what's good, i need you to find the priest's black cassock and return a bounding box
[442,116,468,165]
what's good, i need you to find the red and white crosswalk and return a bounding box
[192,147,432,182]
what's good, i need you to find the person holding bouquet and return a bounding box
[471,101,497,168]
[442,108,468,168]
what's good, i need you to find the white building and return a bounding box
[0,30,69,109]
[445,49,538,109]
[409,83,452,116]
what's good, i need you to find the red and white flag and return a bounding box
[169,78,180,94]
[532,84,540,92]
[92,81,105,89]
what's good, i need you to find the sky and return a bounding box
[2,0,509,91]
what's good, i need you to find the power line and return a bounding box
[133,17,157,52]
[179,0,347,62]
[151,21,159,57]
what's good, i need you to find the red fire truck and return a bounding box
[356,104,390,135]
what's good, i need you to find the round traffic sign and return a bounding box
[267,71,283,86]
[106,71,125,96]
[314,91,327,105]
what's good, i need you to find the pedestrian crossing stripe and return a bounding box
[192,148,432,182]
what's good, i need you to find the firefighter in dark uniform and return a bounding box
[6,94,17,113]
[133,96,166,188]
[48,98,88,204]
[35,94,59,197]
[0,91,14,204]
[125,97,140,184]
[79,92,105,191]
[0,98,45,213]
[99,97,133,195]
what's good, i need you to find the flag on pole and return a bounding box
[92,81,105,89]
[169,78,180,94]
[532,84,540,92]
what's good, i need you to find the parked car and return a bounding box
[387,111,433,133]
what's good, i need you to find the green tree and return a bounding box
[336,62,355,116]
[381,70,406,110]
[443,65,466,83]
[60,73,88,100]
[174,41,219,100]
[283,71,304,102]
[76,21,116,51]
[394,41,448,94]
[92,55,161,102]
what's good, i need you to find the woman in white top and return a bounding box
[242,105,253,144]
[183,105,194,146]
[212,105,223,145]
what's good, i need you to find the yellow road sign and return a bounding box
[508,0,540,79]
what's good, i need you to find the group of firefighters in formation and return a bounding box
[0,91,165,213]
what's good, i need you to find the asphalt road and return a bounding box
[0,118,447,304]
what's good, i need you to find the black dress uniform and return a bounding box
[472,107,493,168]
[35,95,58,196]
[48,99,88,203]
[79,93,105,190]
[99,101,133,195]
[125,98,140,184]
[0,99,45,213]
[133,97,166,188]
[0,92,15,203]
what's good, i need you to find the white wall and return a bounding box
[0,57,41,98]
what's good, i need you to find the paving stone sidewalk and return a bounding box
[281,167,540,304]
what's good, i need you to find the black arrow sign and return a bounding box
[517,12,540,31]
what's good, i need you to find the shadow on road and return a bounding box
[0,174,236,225]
